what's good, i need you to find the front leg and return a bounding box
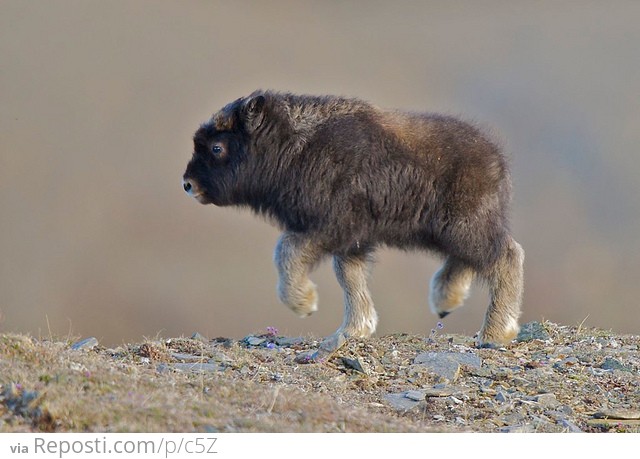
[274,232,324,317]
[297,251,378,363]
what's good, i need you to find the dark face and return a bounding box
[182,93,266,206]
[182,124,246,206]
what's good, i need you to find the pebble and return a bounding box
[71,337,98,351]
[516,322,551,342]
[413,351,482,382]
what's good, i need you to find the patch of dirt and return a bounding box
[1,321,638,432]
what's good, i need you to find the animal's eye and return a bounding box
[212,145,223,155]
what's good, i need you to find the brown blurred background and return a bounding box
[2,1,639,346]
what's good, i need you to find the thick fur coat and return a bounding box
[183,90,524,359]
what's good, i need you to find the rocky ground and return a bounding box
[1,321,639,432]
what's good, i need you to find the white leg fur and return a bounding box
[273,232,322,317]
[477,238,524,346]
[333,254,378,338]
[429,257,475,318]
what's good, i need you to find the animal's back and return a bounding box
[291,101,511,268]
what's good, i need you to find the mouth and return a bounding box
[192,193,210,204]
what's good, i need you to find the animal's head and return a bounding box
[182,91,267,206]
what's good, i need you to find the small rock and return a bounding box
[212,337,234,348]
[274,336,304,347]
[600,357,631,372]
[171,352,204,362]
[413,351,482,382]
[501,412,525,425]
[534,393,559,409]
[341,357,365,373]
[384,392,421,411]
[495,391,508,403]
[516,321,551,342]
[423,386,454,397]
[190,332,208,343]
[405,390,426,401]
[552,357,579,371]
[244,336,265,346]
[71,337,98,351]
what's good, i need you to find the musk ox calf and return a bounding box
[182,90,524,361]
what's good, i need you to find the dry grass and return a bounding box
[1,322,639,432]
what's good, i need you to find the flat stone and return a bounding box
[600,357,631,372]
[405,390,426,401]
[384,392,421,412]
[413,352,482,382]
[533,393,559,409]
[592,409,640,420]
[516,322,551,342]
[274,336,304,347]
[423,386,454,397]
[71,337,98,351]
[171,352,205,362]
[158,362,224,373]
[245,336,265,346]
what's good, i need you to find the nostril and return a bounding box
[183,180,192,193]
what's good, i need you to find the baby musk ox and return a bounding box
[182,90,524,361]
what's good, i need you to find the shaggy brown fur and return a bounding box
[183,90,524,360]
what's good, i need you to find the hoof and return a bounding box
[438,311,450,319]
[294,331,348,364]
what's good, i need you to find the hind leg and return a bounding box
[429,257,475,318]
[274,232,324,317]
[477,236,524,347]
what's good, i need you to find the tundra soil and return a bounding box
[1,321,639,432]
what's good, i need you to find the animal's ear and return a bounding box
[246,94,265,114]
